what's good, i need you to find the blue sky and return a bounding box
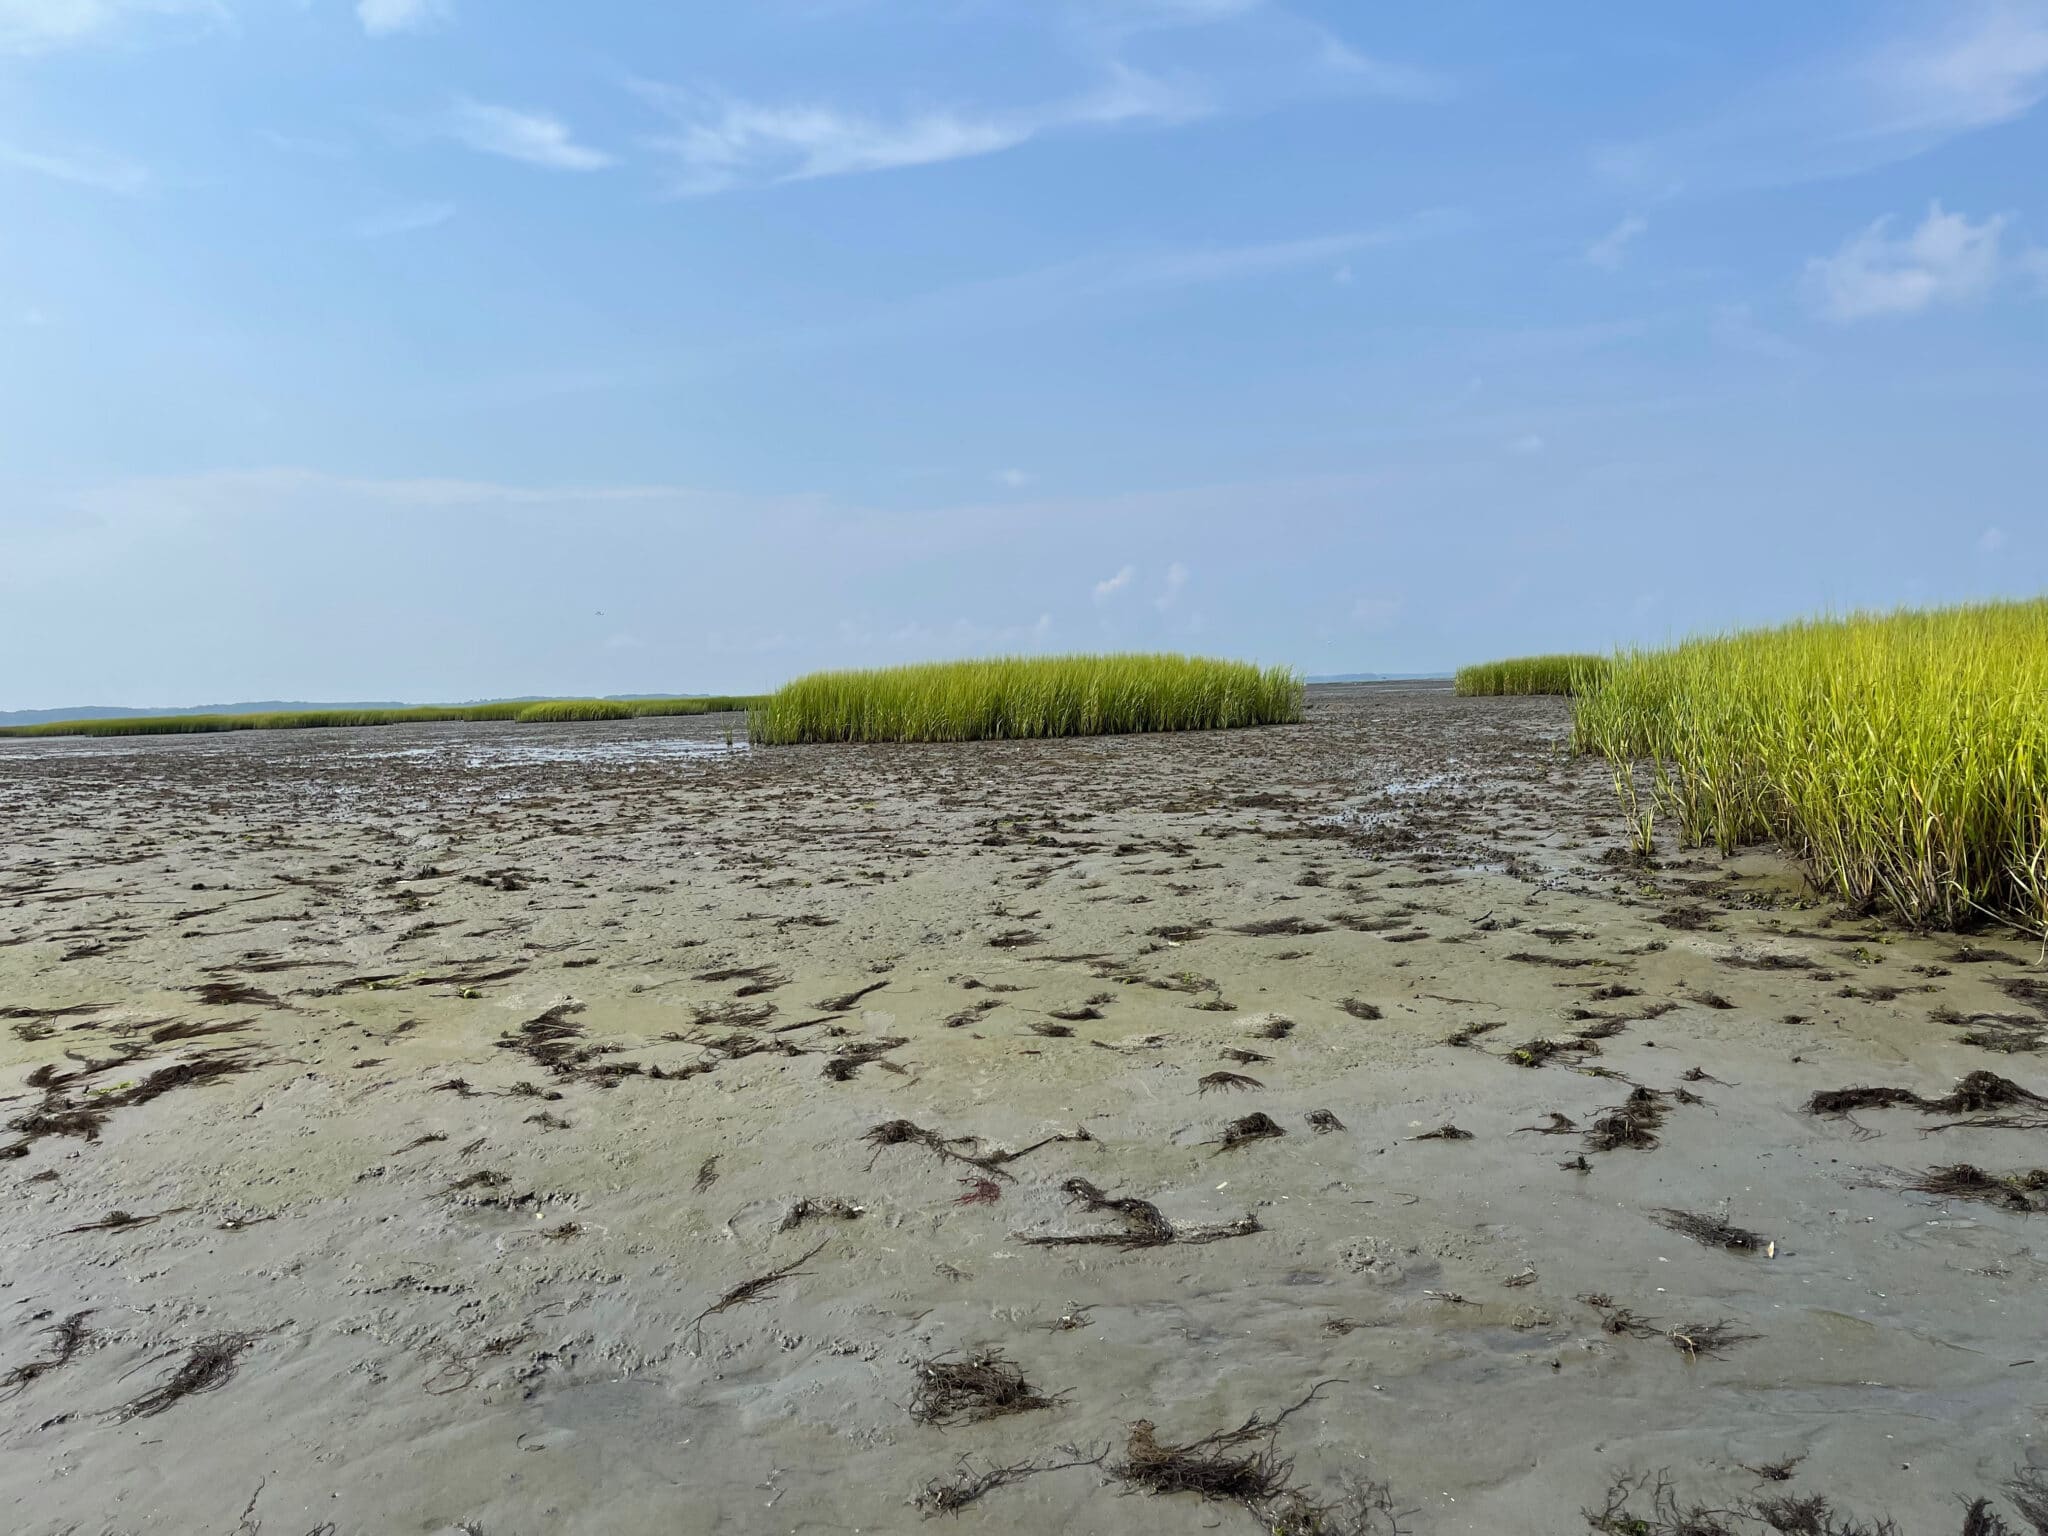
[2,0,2044,705]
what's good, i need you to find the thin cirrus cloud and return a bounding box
[1074,0,1449,103]
[1584,214,1647,271]
[638,65,1198,194]
[1862,0,2048,134]
[0,138,149,195]
[1803,202,2028,321]
[1596,2,2048,196]
[357,0,450,38]
[0,0,222,55]
[444,99,612,171]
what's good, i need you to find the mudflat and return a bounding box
[3,684,2044,1535]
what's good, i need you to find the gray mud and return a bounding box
[3,684,2045,1534]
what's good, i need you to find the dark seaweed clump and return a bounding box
[0,1311,94,1403]
[1912,1165,2048,1213]
[498,1001,645,1086]
[1211,1112,1287,1151]
[1585,1467,2048,1535]
[1656,1209,1768,1252]
[1807,1072,2046,1118]
[860,1119,1090,1180]
[1019,1177,1259,1250]
[4,1050,259,1158]
[1586,1088,1670,1152]
[909,1351,1058,1426]
[1199,1071,1264,1094]
[1104,1383,1402,1534]
[690,1241,828,1328]
[112,1332,261,1421]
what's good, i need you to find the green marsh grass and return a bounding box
[1454,655,1610,696]
[748,654,1303,745]
[1571,599,2048,931]
[0,697,761,739]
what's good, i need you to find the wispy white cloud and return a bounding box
[357,0,450,38]
[1863,0,2048,134]
[1074,0,1448,102]
[0,139,149,196]
[1093,564,1136,602]
[994,468,1034,490]
[651,101,1030,190]
[354,202,456,239]
[1585,214,1647,271]
[1804,202,2019,321]
[0,0,221,55]
[1506,433,1545,455]
[1979,526,2009,554]
[445,99,612,171]
[1597,3,2048,198]
[640,65,1197,193]
[633,0,1441,194]
[1312,31,1453,102]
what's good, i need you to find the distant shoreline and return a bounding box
[0,694,730,728]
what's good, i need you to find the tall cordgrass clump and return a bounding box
[749,655,1303,745]
[0,697,760,739]
[1573,599,2048,931]
[1455,655,1610,696]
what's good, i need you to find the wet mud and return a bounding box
[2,685,2046,1534]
